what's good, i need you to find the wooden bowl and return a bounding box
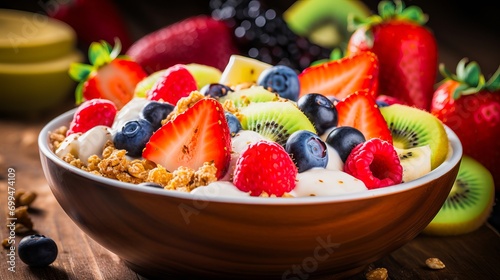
[38,109,462,279]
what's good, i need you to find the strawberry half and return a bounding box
[69,40,148,109]
[126,15,239,73]
[347,0,438,111]
[142,98,232,179]
[431,59,500,191]
[147,64,198,105]
[298,51,379,100]
[336,90,393,143]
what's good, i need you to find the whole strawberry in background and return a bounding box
[347,0,438,111]
[431,59,500,191]
[126,15,239,73]
[69,40,148,110]
[46,0,133,51]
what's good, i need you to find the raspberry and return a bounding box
[67,99,118,136]
[233,140,297,197]
[344,138,403,189]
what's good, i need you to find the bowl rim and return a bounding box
[38,107,463,205]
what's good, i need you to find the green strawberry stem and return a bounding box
[348,0,428,32]
[68,38,125,104]
[310,48,344,66]
[439,58,500,99]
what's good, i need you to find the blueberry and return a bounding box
[376,100,390,108]
[140,101,174,130]
[325,126,366,162]
[18,234,58,267]
[297,93,338,136]
[114,119,155,157]
[200,83,233,99]
[225,112,242,137]
[285,130,328,173]
[257,65,300,101]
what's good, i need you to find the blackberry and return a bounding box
[210,0,332,71]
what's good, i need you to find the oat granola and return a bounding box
[51,130,218,190]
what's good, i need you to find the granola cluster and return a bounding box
[50,128,218,192]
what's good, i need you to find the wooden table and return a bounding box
[1,104,499,280]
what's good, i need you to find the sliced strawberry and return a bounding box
[69,40,148,110]
[336,90,393,144]
[146,64,198,105]
[82,59,147,109]
[298,51,379,100]
[142,98,232,179]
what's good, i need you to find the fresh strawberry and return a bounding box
[47,0,133,51]
[142,98,232,179]
[344,138,403,189]
[69,40,148,110]
[335,90,393,143]
[67,99,117,136]
[431,59,500,191]
[298,51,379,100]
[347,0,438,111]
[126,15,239,73]
[147,64,198,105]
[233,140,297,197]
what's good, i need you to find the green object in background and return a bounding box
[283,0,371,48]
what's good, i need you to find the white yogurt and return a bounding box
[290,168,367,197]
[111,97,149,133]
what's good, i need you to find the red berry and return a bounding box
[147,64,198,105]
[344,138,402,189]
[67,99,117,136]
[233,140,297,197]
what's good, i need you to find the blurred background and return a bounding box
[1,0,498,75]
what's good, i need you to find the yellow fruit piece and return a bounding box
[219,55,272,87]
[185,63,222,90]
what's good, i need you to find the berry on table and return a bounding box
[18,234,58,267]
[285,130,328,173]
[344,138,403,189]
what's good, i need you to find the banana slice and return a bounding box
[219,55,272,87]
[395,145,432,183]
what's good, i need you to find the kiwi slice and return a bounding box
[380,104,449,170]
[240,101,316,146]
[423,155,495,236]
[395,145,432,183]
[220,86,279,107]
